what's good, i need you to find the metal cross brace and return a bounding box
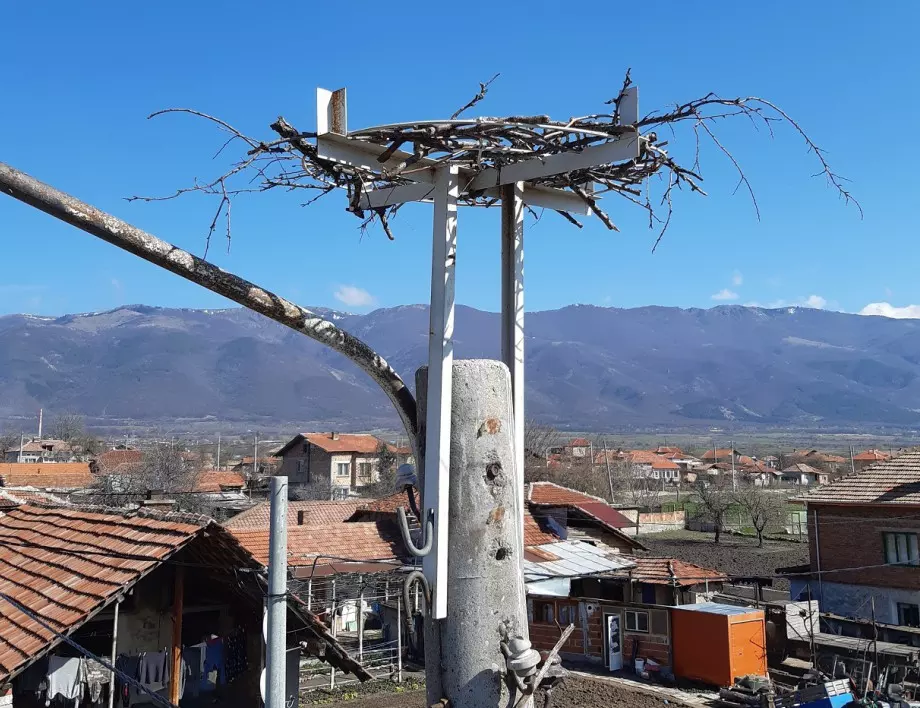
[315,87,640,619]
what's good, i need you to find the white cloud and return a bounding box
[732,271,743,287]
[711,289,739,302]
[334,285,376,308]
[111,278,123,293]
[804,295,827,309]
[860,302,920,319]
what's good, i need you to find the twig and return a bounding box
[450,73,500,120]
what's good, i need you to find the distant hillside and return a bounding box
[2,304,920,432]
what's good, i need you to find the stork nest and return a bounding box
[130,71,859,255]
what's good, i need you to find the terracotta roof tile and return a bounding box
[93,449,143,474]
[802,451,920,505]
[701,448,737,461]
[524,510,559,547]
[194,471,246,493]
[852,449,893,462]
[612,557,726,586]
[781,463,822,475]
[0,504,206,680]
[627,450,680,469]
[275,433,382,457]
[224,500,361,529]
[527,482,606,505]
[230,520,404,566]
[0,463,94,490]
[569,438,591,447]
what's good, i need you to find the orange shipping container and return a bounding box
[671,603,766,687]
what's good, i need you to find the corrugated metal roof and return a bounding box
[0,504,206,680]
[673,602,761,616]
[523,540,634,583]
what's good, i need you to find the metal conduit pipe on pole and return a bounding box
[266,476,288,708]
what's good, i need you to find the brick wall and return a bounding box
[810,504,920,589]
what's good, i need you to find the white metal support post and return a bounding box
[425,164,460,619]
[266,476,288,708]
[501,181,525,562]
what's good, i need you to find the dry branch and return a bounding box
[132,73,860,248]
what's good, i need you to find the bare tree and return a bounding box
[610,461,662,508]
[694,477,734,544]
[360,442,399,498]
[89,442,204,511]
[0,431,18,459]
[734,487,787,547]
[49,413,85,442]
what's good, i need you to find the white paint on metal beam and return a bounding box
[465,135,640,192]
[358,182,436,210]
[501,182,525,566]
[618,86,639,125]
[358,179,590,214]
[424,165,460,620]
[316,133,438,183]
[316,87,348,135]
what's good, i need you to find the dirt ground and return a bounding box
[639,530,809,590]
[305,673,694,708]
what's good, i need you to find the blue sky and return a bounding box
[1,2,917,318]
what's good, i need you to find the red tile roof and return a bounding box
[656,446,685,456]
[612,557,726,587]
[527,481,606,505]
[802,451,920,505]
[853,449,892,462]
[194,471,246,493]
[231,520,404,567]
[781,463,822,475]
[92,449,143,474]
[0,504,207,680]
[628,450,680,470]
[0,463,94,490]
[224,500,361,529]
[524,510,560,547]
[701,448,737,461]
[569,438,591,448]
[275,433,382,457]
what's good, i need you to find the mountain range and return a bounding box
[2,304,920,433]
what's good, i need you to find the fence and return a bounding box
[290,570,414,692]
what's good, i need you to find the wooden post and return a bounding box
[169,566,184,705]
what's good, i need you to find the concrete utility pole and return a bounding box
[421,361,533,708]
[265,476,288,708]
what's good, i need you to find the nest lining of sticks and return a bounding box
[131,72,859,254]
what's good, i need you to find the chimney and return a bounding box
[331,432,340,441]
[143,491,177,511]
[297,510,305,525]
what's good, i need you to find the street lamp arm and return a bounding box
[0,161,418,449]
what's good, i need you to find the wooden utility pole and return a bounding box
[169,566,184,705]
[603,438,615,501]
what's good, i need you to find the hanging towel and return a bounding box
[46,656,84,707]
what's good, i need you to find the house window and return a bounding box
[358,462,372,479]
[532,601,554,624]
[336,462,350,478]
[625,610,649,633]
[899,603,920,627]
[883,532,920,566]
[296,460,304,477]
[558,604,578,626]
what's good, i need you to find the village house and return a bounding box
[626,450,681,484]
[3,439,77,464]
[700,447,740,465]
[90,448,144,475]
[548,438,592,461]
[787,450,847,475]
[0,500,365,708]
[780,462,829,486]
[852,449,893,471]
[797,451,920,626]
[273,433,385,499]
